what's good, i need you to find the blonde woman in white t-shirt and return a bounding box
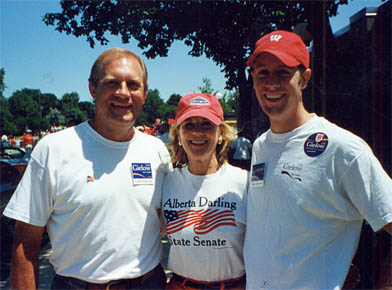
[162,93,248,290]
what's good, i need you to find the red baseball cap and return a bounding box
[175,93,224,126]
[246,30,309,68]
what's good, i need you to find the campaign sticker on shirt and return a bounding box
[251,163,265,187]
[304,133,329,157]
[131,163,153,185]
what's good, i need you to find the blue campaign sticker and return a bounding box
[131,163,152,184]
[304,133,328,157]
[251,162,265,187]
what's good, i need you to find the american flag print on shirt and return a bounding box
[164,208,236,235]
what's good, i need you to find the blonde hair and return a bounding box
[89,48,148,92]
[170,122,236,167]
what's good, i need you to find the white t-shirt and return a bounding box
[245,115,392,289]
[4,121,172,283]
[162,163,248,281]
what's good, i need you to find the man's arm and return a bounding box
[10,220,45,290]
[383,222,392,235]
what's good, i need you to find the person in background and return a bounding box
[9,135,17,147]
[163,93,248,289]
[144,126,154,135]
[21,129,34,152]
[158,123,172,152]
[244,30,392,289]
[1,134,9,148]
[229,130,252,171]
[4,48,171,290]
[153,118,162,136]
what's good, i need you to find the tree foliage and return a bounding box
[166,93,182,107]
[0,95,17,135]
[0,71,95,135]
[36,93,59,117]
[61,92,80,111]
[46,108,66,126]
[198,78,217,95]
[8,89,41,132]
[78,101,96,119]
[162,93,181,120]
[137,89,165,126]
[0,68,6,96]
[0,69,17,134]
[197,78,237,113]
[43,0,344,132]
[60,92,87,125]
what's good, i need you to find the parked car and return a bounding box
[1,147,30,214]
[0,147,30,174]
[0,161,23,214]
[0,150,30,282]
[1,160,22,280]
[0,158,49,283]
[0,146,30,230]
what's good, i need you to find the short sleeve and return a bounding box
[341,147,392,231]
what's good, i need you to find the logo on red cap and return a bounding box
[246,30,309,68]
[188,96,210,106]
[270,35,282,42]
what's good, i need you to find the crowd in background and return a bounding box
[0,126,67,152]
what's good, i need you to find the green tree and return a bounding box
[0,68,6,97]
[46,108,66,126]
[0,96,17,135]
[219,93,234,114]
[78,101,96,119]
[161,93,181,121]
[226,90,239,113]
[137,89,164,126]
[166,93,182,107]
[61,92,80,112]
[198,78,217,95]
[0,69,17,135]
[9,89,39,116]
[35,93,60,117]
[197,78,236,114]
[43,0,342,133]
[60,92,87,125]
[8,89,42,133]
[29,93,60,131]
[65,107,87,126]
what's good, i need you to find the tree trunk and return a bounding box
[237,66,254,138]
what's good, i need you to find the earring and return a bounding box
[218,136,223,145]
[178,140,182,146]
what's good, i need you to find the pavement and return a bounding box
[0,238,171,290]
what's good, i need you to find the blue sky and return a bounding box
[0,0,386,102]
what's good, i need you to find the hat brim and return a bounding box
[176,109,222,126]
[247,49,301,68]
